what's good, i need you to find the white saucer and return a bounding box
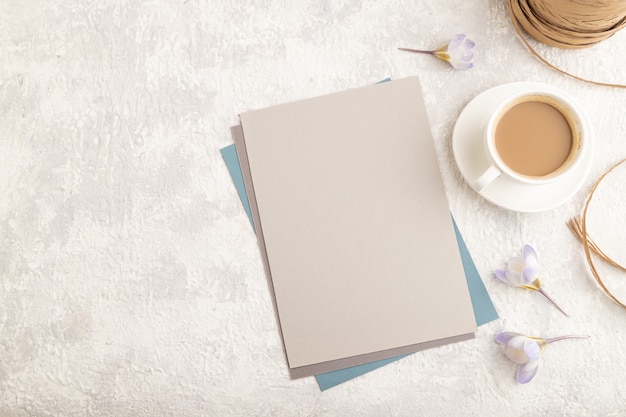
[452,82,594,213]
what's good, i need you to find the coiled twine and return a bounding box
[509,0,626,49]
[508,0,626,87]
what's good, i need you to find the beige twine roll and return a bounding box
[508,0,626,87]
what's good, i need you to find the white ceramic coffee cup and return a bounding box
[473,89,587,192]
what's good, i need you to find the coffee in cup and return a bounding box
[473,91,586,192]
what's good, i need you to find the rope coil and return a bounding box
[510,0,626,49]
[508,0,626,87]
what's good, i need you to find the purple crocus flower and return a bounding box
[496,331,589,384]
[495,245,569,316]
[399,34,475,70]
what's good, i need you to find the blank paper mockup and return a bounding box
[237,76,477,378]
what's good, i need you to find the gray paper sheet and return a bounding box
[235,77,477,378]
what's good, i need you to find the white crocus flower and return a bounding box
[399,33,475,70]
[496,331,589,384]
[495,245,568,316]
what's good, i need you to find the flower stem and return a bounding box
[398,47,435,55]
[546,335,590,344]
[537,287,569,317]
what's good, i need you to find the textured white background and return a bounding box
[1,1,626,416]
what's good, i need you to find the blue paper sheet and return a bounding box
[220,143,498,390]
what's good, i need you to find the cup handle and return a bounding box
[473,165,501,192]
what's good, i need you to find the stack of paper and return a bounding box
[222,76,498,387]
